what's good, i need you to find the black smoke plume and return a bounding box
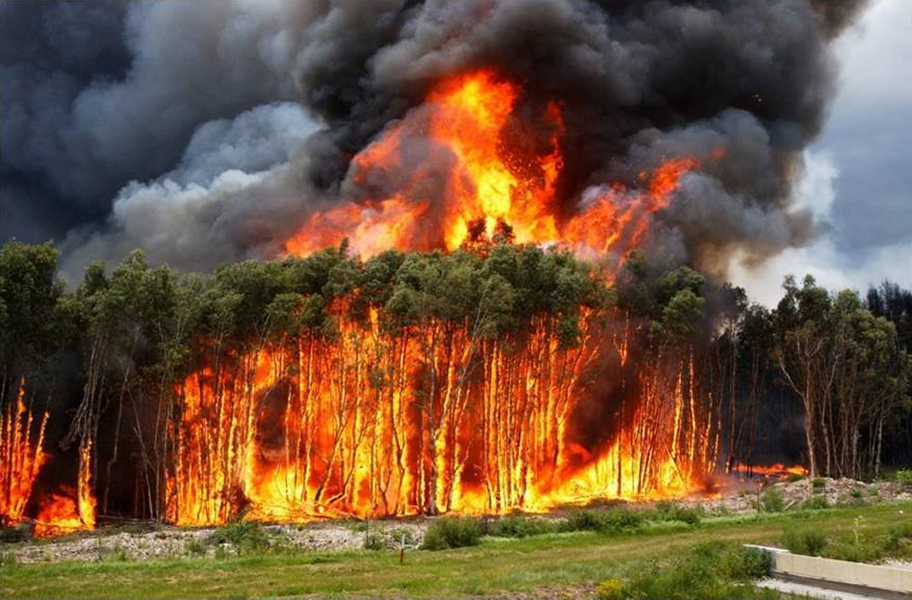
[0,0,867,280]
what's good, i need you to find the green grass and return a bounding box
[1,502,909,599]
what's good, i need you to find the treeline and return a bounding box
[0,239,910,521]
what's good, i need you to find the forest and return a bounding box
[1,237,910,531]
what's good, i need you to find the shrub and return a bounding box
[185,538,207,555]
[563,509,605,532]
[885,521,912,552]
[388,526,417,547]
[562,508,643,533]
[363,533,385,550]
[811,478,826,491]
[719,547,771,579]
[895,470,912,486]
[420,517,481,550]
[661,505,702,525]
[782,529,827,556]
[207,522,270,553]
[850,488,863,499]
[621,543,776,599]
[594,578,626,600]
[802,495,829,510]
[489,515,555,538]
[787,473,805,483]
[600,508,644,531]
[761,489,785,512]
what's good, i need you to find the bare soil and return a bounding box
[3,477,909,564]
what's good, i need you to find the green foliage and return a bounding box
[0,241,62,373]
[620,543,775,600]
[802,496,829,510]
[206,522,271,553]
[896,470,912,486]
[363,533,385,551]
[782,529,827,556]
[420,517,481,550]
[811,478,826,491]
[488,515,556,538]
[651,501,703,525]
[561,508,643,533]
[185,539,206,555]
[760,489,785,512]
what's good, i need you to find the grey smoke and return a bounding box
[0,0,867,281]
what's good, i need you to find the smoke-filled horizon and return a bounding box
[0,0,867,283]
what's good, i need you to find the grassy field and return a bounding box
[1,502,910,599]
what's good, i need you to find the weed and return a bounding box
[489,515,556,538]
[802,496,829,510]
[621,542,776,599]
[896,470,912,486]
[761,489,785,512]
[562,508,643,533]
[363,533,385,550]
[594,578,626,600]
[782,528,827,556]
[207,522,270,554]
[388,527,417,547]
[420,517,481,550]
[185,538,206,555]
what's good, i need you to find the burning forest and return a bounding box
[1,0,910,540]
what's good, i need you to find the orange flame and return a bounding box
[165,70,715,526]
[0,381,48,526]
[286,69,698,261]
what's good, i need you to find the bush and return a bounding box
[621,543,777,599]
[885,521,912,552]
[654,503,702,525]
[719,547,771,579]
[363,533,385,550]
[782,529,827,556]
[563,509,605,532]
[207,522,270,553]
[787,473,805,483]
[185,538,207,555]
[594,578,626,600]
[761,489,785,512]
[802,496,829,510]
[561,508,643,533]
[895,470,912,486]
[489,515,555,538]
[811,478,826,491]
[420,517,481,550]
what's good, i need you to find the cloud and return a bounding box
[729,149,910,306]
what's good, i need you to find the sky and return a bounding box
[730,0,912,306]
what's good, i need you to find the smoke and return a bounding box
[0,0,867,280]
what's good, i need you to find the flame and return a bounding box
[0,381,48,526]
[32,442,96,538]
[165,69,715,526]
[732,462,807,478]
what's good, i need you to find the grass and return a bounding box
[1,502,909,599]
[782,515,912,563]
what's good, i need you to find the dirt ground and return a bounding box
[3,476,909,564]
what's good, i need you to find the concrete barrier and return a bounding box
[745,544,912,598]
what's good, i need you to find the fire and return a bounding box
[31,443,96,538]
[732,462,807,478]
[286,69,697,261]
[0,381,48,526]
[164,69,715,526]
